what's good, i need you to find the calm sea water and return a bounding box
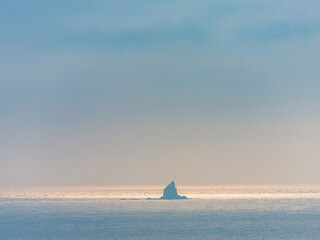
[1,185,320,239]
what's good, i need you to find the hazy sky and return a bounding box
[1,0,320,186]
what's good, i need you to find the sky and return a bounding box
[1,0,320,186]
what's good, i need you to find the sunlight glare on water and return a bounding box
[2,185,320,240]
[2,185,320,199]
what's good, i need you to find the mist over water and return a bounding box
[2,0,320,239]
[1,186,320,239]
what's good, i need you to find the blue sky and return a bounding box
[1,0,320,185]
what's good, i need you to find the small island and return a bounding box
[161,181,187,199]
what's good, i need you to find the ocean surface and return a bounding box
[1,185,320,239]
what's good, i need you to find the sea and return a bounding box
[1,185,320,240]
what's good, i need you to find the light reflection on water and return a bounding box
[1,186,320,239]
[1,185,320,199]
